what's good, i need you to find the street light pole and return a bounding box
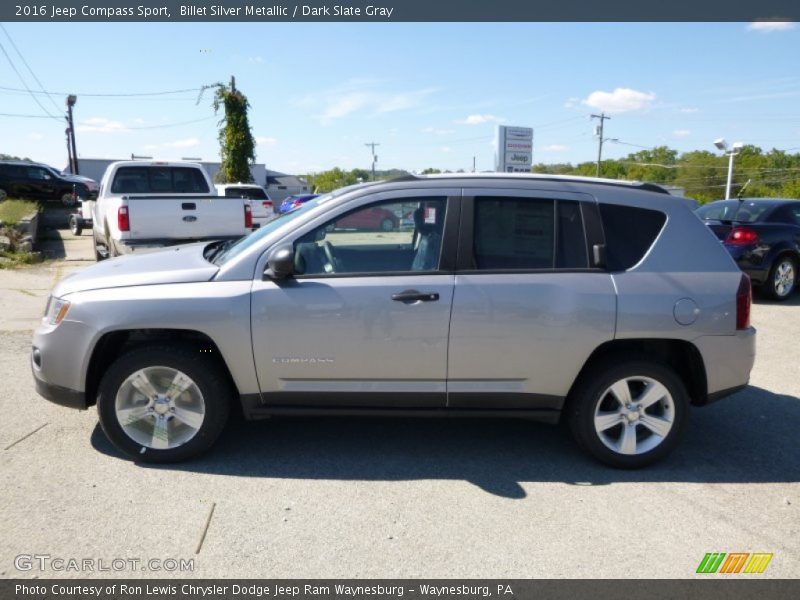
[725,151,735,200]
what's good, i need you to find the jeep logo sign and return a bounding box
[496,125,534,173]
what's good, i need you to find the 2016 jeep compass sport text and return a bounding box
[32,174,756,468]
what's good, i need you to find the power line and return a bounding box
[0,24,61,115]
[0,111,62,119]
[0,39,60,120]
[0,84,206,97]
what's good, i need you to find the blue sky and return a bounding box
[1,21,799,175]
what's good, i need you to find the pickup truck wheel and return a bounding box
[69,214,82,236]
[567,360,688,469]
[97,345,231,463]
[765,256,797,301]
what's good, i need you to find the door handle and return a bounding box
[182,202,196,210]
[391,289,439,303]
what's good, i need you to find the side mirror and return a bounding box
[264,245,295,280]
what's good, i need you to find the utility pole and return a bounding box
[472,156,476,173]
[230,75,236,93]
[66,95,79,175]
[591,112,610,178]
[365,142,380,181]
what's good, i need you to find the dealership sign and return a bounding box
[496,126,533,173]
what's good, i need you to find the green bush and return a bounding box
[0,199,38,226]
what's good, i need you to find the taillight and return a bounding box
[736,274,751,330]
[725,227,758,245]
[262,201,272,210]
[292,199,302,208]
[117,206,130,232]
[244,203,253,229]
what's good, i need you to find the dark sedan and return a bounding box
[696,198,800,300]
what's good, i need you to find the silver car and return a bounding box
[32,174,756,468]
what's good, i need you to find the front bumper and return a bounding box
[32,364,87,409]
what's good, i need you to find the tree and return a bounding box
[212,78,256,183]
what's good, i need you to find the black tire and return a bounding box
[566,359,689,469]
[380,217,395,232]
[764,255,797,301]
[69,215,82,236]
[96,344,231,463]
[0,187,7,201]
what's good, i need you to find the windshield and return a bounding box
[211,196,323,265]
[695,200,771,223]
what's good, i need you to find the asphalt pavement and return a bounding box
[0,227,797,579]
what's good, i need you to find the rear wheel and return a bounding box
[567,360,689,468]
[97,345,231,463]
[69,214,82,236]
[92,231,107,261]
[61,192,77,207]
[765,256,797,301]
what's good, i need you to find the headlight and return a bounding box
[45,296,71,325]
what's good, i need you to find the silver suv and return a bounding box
[32,174,756,468]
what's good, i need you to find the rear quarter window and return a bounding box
[599,203,666,271]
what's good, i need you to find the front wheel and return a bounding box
[765,256,797,301]
[567,360,689,468]
[97,345,231,463]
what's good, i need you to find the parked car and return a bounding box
[92,161,251,260]
[59,170,100,196]
[277,193,318,214]
[0,160,92,206]
[33,174,755,468]
[335,204,399,231]
[215,183,274,229]
[695,198,800,300]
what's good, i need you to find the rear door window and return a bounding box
[470,197,588,270]
[599,204,666,271]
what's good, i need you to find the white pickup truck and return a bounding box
[92,161,252,260]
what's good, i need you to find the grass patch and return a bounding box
[0,199,38,225]
[0,250,43,269]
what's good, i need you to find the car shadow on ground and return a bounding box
[90,385,800,498]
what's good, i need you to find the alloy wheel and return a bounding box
[774,259,796,298]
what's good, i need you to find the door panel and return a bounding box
[447,273,616,406]
[251,275,454,406]
[250,190,459,408]
[447,188,615,408]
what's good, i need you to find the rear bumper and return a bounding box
[693,327,756,404]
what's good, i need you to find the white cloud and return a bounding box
[440,146,452,153]
[163,137,200,148]
[255,136,277,146]
[542,144,569,152]
[680,107,699,113]
[673,129,691,138]
[303,80,437,124]
[747,21,796,33]
[422,127,454,135]
[582,88,656,114]
[564,97,580,109]
[455,114,505,125]
[76,117,128,133]
[248,56,264,63]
